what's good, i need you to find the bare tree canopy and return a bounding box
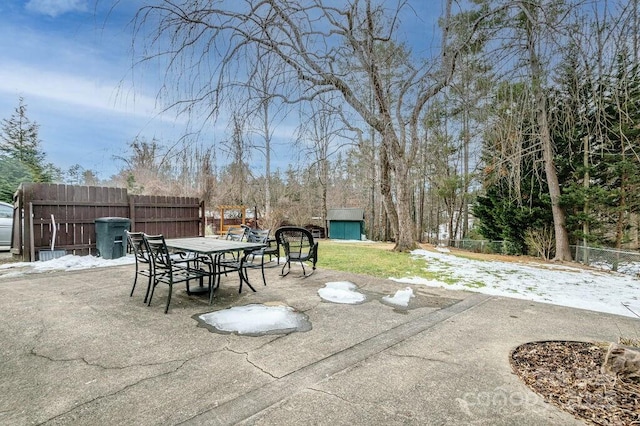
[126,0,640,257]
[130,0,490,250]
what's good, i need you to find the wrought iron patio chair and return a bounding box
[216,225,251,278]
[225,226,249,241]
[254,229,280,265]
[205,227,266,294]
[126,231,154,303]
[144,234,213,313]
[239,228,273,287]
[275,226,318,277]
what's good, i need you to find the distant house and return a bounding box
[326,208,365,240]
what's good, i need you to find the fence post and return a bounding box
[199,200,205,237]
[28,202,35,262]
[128,195,136,232]
[11,188,22,258]
[17,183,32,261]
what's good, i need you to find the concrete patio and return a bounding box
[1,259,638,425]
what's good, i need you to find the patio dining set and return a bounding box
[126,226,319,313]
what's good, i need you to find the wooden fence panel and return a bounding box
[27,184,129,258]
[129,194,202,238]
[13,183,203,261]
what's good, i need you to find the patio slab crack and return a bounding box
[34,346,235,425]
[305,387,417,421]
[225,347,279,379]
[29,347,189,371]
[388,351,459,365]
[39,358,189,425]
[307,387,354,405]
[182,293,492,425]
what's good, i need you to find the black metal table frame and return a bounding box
[164,237,266,304]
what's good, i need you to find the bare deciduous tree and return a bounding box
[296,94,355,233]
[131,0,487,251]
[478,0,576,260]
[520,1,572,260]
[242,46,292,221]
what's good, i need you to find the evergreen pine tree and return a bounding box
[0,97,57,202]
[0,97,46,178]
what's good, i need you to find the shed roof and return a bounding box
[327,208,364,221]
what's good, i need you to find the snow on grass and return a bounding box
[2,247,639,319]
[391,249,640,318]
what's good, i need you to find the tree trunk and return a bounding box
[615,172,627,249]
[369,129,377,241]
[539,108,572,261]
[394,161,417,251]
[321,156,328,236]
[262,102,272,221]
[379,144,399,242]
[462,127,470,238]
[417,175,425,242]
[583,136,589,245]
[582,136,589,262]
[524,3,572,261]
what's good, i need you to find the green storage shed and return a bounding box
[327,208,365,240]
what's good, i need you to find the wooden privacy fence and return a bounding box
[12,183,205,261]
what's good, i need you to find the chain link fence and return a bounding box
[572,245,640,276]
[434,239,519,255]
[427,238,640,276]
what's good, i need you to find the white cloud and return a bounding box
[26,0,88,17]
[0,61,161,119]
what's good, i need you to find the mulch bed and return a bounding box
[511,341,640,425]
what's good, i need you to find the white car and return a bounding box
[0,201,13,250]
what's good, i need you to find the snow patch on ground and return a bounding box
[198,304,311,335]
[390,249,640,318]
[2,248,639,320]
[382,287,415,307]
[317,281,366,304]
[0,254,134,278]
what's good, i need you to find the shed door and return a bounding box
[343,222,361,240]
[330,221,346,239]
[330,221,361,240]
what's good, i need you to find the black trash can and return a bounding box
[95,217,131,259]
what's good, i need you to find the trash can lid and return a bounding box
[95,217,131,223]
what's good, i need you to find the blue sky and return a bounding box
[0,0,442,181]
[0,0,194,179]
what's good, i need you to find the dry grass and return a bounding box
[318,240,440,280]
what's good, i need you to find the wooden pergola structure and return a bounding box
[217,205,247,235]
